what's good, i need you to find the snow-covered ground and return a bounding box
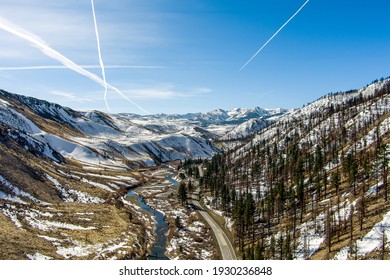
[0,175,48,205]
[26,252,53,260]
[134,184,216,260]
[356,211,390,256]
[334,210,390,259]
[46,174,104,204]
[295,213,326,260]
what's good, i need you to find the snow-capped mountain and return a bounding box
[221,118,271,141]
[0,89,286,168]
[127,107,288,127]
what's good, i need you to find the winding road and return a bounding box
[190,193,237,260]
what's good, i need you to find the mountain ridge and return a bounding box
[184,77,390,260]
[1,76,389,260]
[0,89,287,166]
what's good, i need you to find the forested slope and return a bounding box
[186,78,390,259]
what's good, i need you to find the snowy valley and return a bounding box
[0,88,285,259]
[0,77,389,260]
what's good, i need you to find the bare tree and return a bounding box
[381,226,387,260]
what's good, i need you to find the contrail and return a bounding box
[0,16,149,114]
[240,0,310,72]
[91,0,109,111]
[0,65,165,70]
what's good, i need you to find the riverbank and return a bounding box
[128,169,218,260]
[127,190,169,260]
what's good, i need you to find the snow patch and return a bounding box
[26,252,53,260]
[0,190,26,204]
[56,241,102,258]
[46,174,104,203]
[0,175,47,204]
[365,181,383,196]
[356,211,390,256]
[295,213,325,260]
[23,208,96,231]
[333,247,350,260]
[0,206,23,228]
[81,178,114,193]
[334,210,390,259]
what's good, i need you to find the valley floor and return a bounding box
[0,160,218,260]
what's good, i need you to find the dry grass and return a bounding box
[0,129,155,259]
[0,214,55,259]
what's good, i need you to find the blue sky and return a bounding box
[0,0,389,114]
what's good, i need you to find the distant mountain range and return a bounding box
[129,106,288,126]
[0,89,288,166]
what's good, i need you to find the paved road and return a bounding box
[190,194,237,260]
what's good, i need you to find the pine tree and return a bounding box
[175,216,182,229]
[244,192,255,235]
[233,195,245,250]
[331,170,340,195]
[323,170,328,197]
[325,208,332,255]
[178,182,187,205]
[381,226,387,260]
[254,242,264,260]
[342,152,357,195]
[349,204,354,242]
[314,145,323,174]
[296,159,305,223]
[358,190,365,231]
[378,143,388,201]
[270,235,276,259]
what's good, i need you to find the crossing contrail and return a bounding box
[0,15,149,114]
[240,0,310,72]
[91,0,109,111]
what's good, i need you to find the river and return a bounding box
[127,172,178,260]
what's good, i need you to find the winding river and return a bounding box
[127,172,178,260]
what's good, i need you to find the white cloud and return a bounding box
[124,86,212,100]
[0,1,93,60]
[0,0,201,113]
[0,14,150,113]
[0,0,166,64]
[49,90,96,103]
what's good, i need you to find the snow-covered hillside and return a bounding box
[0,89,286,167]
[221,118,271,141]
[190,77,390,260]
[240,78,390,153]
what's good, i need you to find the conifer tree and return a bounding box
[331,170,340,195]
[325,208,332,255]
[381,226,387,260]
[379,143,388,201]
[178,182,187,205]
